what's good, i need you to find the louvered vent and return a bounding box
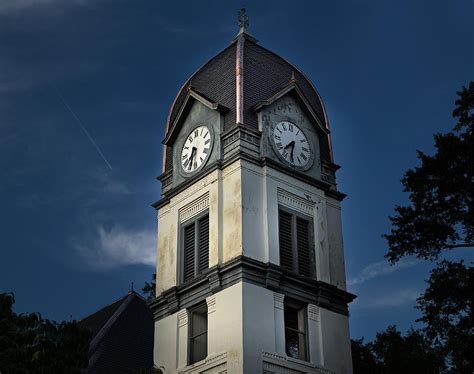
[198,215,209,273]
[279,210,293,271]
[297,217,311,277]
[183,224,195,282]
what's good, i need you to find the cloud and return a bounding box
[352,288,421,309]
[75,226,156,270]
[0,0,88,14]
[347,258,419,286]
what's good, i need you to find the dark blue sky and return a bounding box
[1,0,472,340]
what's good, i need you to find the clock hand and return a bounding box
[283,140,296,163]
[188,147,197,170]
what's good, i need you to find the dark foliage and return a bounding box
[351,338,378,373]
[142,273,156,300]
[384,82,474,263]
[0,292,92,373]
[417,260,474,373]
[352,326,445,374]
[381,82,474,373]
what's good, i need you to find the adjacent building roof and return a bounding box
[79,291,154,374]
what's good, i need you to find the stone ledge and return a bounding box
[262,351,334,374]
[149,256,356,321]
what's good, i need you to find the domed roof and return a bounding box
[163,31,333,170]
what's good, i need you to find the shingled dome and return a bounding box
[163,31,333,171]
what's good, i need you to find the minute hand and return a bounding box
[188,147,197,170]
[284,141,295,163]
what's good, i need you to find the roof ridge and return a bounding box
[87,293,137,364]
[78,293,128,323]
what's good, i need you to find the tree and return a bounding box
[0,292,92,373]
[383,82,474,372]
[351,338,378,373]
[142,273,156,300]
[384,82,474,263]
[351,326,445,374]
[416,260,473,373]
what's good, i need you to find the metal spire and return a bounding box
[238,8,249,33]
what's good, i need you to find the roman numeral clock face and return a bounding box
[271,121,313,169]
[180,126,212,173]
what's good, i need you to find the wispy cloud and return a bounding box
[352,288,421,309]
[75,226,156,270]
[0,0,88,14]
[347,258,419,286]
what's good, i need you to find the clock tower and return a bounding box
[150,11,355,374]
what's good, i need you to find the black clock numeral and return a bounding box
[276,127,282,134]
[276,142,283,149]
[204,139,210,145]
[302,147,309,152]
[194,130,199,137]
[200,128,203,136]
[282,150,289,159]
[182,155,187,160]
[203,131,209,138]
[274,135,281,141]
[296,130,300,136]
[300,139,307,143]
[200,157,204,162]
[300,153,307,161]
[203,147,209,154]
[297,156,301,164]
[184,146,189,150]
[189,135,193,142]
[282,123,287,131]
[193,161,197,170]
[288,123,294,132]
[183,158,190,168]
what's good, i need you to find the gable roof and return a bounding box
[79,291,154,373]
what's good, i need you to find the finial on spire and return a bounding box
[238,8,249,33]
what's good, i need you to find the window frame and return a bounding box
[188,302,208,365]
[180,210,210,284]
[278,205,316,278]
[284,298,309,362]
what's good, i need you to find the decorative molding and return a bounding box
[179,352,227,374]
[263,361,301,374]
[277,188,315,217]
[308,304,320,322]
[160,170,174,190]
[274,293,284,310]
[262,351,334,374]
[149,256,356,322]
[222,127,261,149]
[177,309,188,327]
[179,192,209,223]
[152,154,346,211]
[206,296,216,314]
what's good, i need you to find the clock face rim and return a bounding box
[269,120,314,171]
[179,124,214,176]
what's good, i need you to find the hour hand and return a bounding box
[284,141,295,163]
[187,147,196,170]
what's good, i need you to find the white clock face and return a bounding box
[272,121,312,168]
[180,125,212,173]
